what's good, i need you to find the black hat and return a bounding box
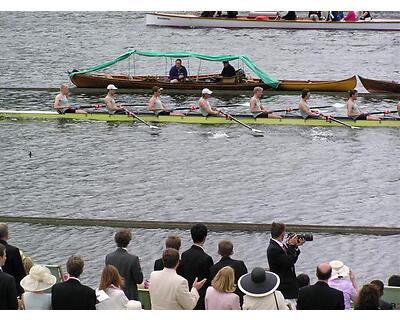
[222,61,229,64]
[238,267,280,297]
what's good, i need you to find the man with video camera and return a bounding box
[267,222,311,309]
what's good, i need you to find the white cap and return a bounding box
[202,88,213,95]
[107,84,118,90]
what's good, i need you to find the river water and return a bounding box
[0,12,399,288]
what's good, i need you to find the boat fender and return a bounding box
[255,16,268,21]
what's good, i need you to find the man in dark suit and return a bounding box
[105,229,143,300]
[154,235,182,274]
[297,263,345,310]
[267,222,305,308]
[0,243,18,310]
[210,240,247,305]
[180,223,214,310]
[0,223,26,297]
[51,255,96,310]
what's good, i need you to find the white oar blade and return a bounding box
[251,129,265,137]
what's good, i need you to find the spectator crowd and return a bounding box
[0,222,399,310]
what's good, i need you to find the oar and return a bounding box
[273,105,333,113]
[173,104,244,111]
[123,108,160,131]
[320,113,361,130]
[218,110,265,137]
[366,109,398,115]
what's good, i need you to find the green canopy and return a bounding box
[68,50,279,88]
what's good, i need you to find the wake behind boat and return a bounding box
[145,12,400,31]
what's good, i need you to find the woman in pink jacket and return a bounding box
[205,266,240,310]
[343,11,357,22]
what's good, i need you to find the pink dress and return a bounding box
[205,287,240,310]
[344,11,357,22]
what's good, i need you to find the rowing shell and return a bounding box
[1,110,399,128]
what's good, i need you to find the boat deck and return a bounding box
[0,110,398,128]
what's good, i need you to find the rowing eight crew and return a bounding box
[54,83,400,120]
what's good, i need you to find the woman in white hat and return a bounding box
[20,265,57,310]
[328,260,358,310]
[238,267,288,310]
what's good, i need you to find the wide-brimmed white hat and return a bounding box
[126,300,142,310]
[107,84,118,90]
[202,88,213,95]
[329,260,350,279]
[20,265,57,292]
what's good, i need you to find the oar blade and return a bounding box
[251,129,265,137]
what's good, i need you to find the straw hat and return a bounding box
[126,300,142,310]
[238,267,280,297]
[329,260,350,280]
[20,265,57,292]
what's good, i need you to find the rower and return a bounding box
[198,88,221,117]
[397,102,400,115]
[221,61,236,78]
[147,86,183,116]
[249,87,281,119]
[104,84,126,114]
[346,89,381,121]
[298,89,321,119]
[53,84,86,114]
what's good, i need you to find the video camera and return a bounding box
[287,232,313,242]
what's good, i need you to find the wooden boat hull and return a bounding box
[359,76,400,93]
[146,13,400,31]
[70,73,356,92]
[1,110,398,128]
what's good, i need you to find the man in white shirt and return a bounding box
[149,248,206,310]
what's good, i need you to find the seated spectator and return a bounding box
[210,240,247,305]
[149,248,206,310]
[105,229,143,300]
[326,11,344,21]
[0,223,26,296]
[20,265,56,310]
[238,267,288,310]
[282,11,296,20]
[0,243,18,310]
[354,284,380,310]
[220,61,236,78]
[200,11,221,17]
[51,255,96,310]
[180,223,214,309]
[226,11,238,18]
[205,266,240,310]
[297,273,310,288]
[96,265,131,310]
[297,263,344,310]
[359,11,372,20]
[328,260,357,310]
[343,11,357,22]
[388,274,400,287]
[169,59,188,83]
[154,235,182,272]
[370,280,393,310]
[308,11,322,21]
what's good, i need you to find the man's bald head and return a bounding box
[316,262,332,281]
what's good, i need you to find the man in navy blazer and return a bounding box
[106,229,143,300]
[210,240,247,305]
[297,263,345,310]
[0,243,18,310]
[180,223,214,310]
[0,224,26,297]
[51,255,96,310]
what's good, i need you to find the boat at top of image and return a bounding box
[145,12,400,31]
[358,76,400,94]
[1,110,399,128]
[68,50,356,93]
